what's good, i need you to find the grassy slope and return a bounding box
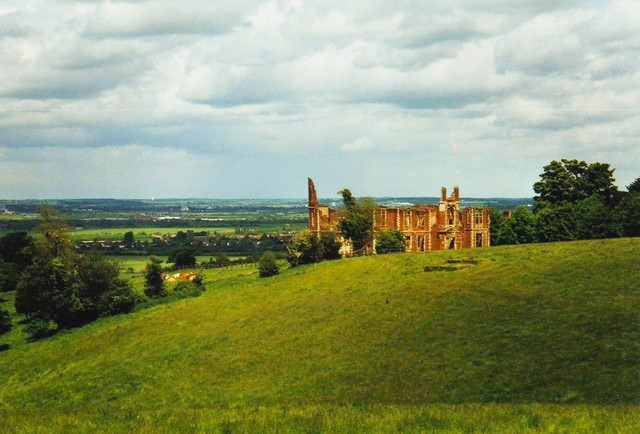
[1,238,639,432]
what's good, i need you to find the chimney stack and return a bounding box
[308,178,318,207]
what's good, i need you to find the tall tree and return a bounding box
[15,209,136,327]
[496,206,536,245]
[123,231,135,247]
[36,206,73,260]
[0,232,33,271]
[376,229,406,253]
[144,257,166,298]
[627,177,640,194]
[0,307,11,336]
[533,159,619,208]
[338,190,375,253]
[616,192,640,237]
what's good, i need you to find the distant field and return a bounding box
[110,255,249,273]
[69,227,238,242]
[1,238,639,432]
[70,224,304,242]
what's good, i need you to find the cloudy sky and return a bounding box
[1,0,638,199]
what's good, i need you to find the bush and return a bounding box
[190,273,204,288]
[171,280,204,298]
[0,307,11,335]
[0,260,20,292]
[144,257,166,298]
[100,283,140,315]
[24,318,56,341]
[376,229,406,253]
[168,248,197,268]
[258,252,279,277]
[320,232,342,259]
[286,230,322,267]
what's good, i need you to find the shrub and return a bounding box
[286,230,322,267]
[168,248,197,268]
[320,232,342,259]
[24,318,56,341]
[376,229,406,254]
[172,280,203,298]
[100,283,140,315]
[0,260,20,292]
[258,252,279,277]
[190,274,204,288]
[144,257,166,298]
[0,307,11,335]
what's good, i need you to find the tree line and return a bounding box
[491,159,639,245]
[0,208,205,342]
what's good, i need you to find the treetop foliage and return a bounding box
[144,257,166,298]
[493,158,638,245]
[258,251,279,277]
[533,159,618,208]
[286,229,340,266]
[338,190,375,252]
[376,229,406,254]
[627,177,640,194]
[13,208,137,330]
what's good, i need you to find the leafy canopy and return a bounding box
[338,189,375,252]
[533,159,618,208]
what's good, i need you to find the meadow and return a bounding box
[1,238,639,432]
[69,227,240,242]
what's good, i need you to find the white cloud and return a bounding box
[0,0,638,197]
[341,137,374,153]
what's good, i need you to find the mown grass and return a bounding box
[1,238,639,432]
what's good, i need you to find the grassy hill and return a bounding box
[1,238,639,432]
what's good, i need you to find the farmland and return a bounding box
[1,238,638,432]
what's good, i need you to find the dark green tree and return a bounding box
[338,190,375,253]
[510,206,537,243]
[258,251,279,277]
[215,254,231,266]
[15,210,137,328]
[495,206,536,245]
[533,160,576,207]
[0,307,11,336]
[75,252,137,317]
[0,232,33,271]
[15,254,66,321]
[36,206,73,260]
[535,205,577,242]
[168,248,197,268]
[0,259,20,293]
[376,229,406,253]
[286,230,322,266]
[144,257,166,298]
[573,196,621,239]
[627,177,640,194]
[616,192,640,237]
[123,231,135,247]
[319,232,341,259]
[173,250,197,268]
[495,221,518,245]
[489,209,505,246]
[534,159,619,208]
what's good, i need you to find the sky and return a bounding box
[0,0,638,199]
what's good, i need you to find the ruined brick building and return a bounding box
[307,178,490,253]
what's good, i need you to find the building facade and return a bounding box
[308,178,490,253]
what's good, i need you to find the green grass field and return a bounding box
[1,238,639,432]
[69,227,240,242]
